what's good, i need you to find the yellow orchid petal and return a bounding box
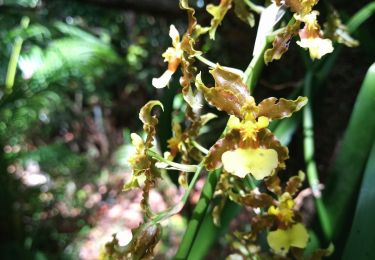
[152,70,174,89]
[227,115,242,129]
[222,147,278,179]
[297,37,334,60]
[267,223,309,255]
[130,133,144,151]
[267,227,291,255]
[289,223,309,248]
[256,116,269,128]
[169,24,180,47]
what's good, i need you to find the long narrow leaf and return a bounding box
[342,138,375,259]
[323,63,375,241]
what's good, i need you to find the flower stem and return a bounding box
[302,71,331,240]
[147,149,198,172]
[151,161,205,224]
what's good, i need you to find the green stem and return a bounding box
[302,71,331,240]
[196,55,244,76]
[175,168,221,259]
[5,17,30,95]
[147,149,198,172]
[191,140,209,155]
[151,162,205,224]
[243,40,267,91]
[243,0,265,14]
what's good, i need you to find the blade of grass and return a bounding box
[342,138,375,260]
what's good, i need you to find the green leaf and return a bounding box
[187,200,241,260]
[175,169,221,260]
[323,63,375,241]
[342,140,375,260]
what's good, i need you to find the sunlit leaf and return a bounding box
[257,96,307,121]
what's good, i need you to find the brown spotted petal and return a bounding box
[197,66,251,118]
[257,96,307,121]
[265,174,283,196]
[257,129,289,169]
[238,192,275,208]
[285,171,305,196]
[285,0,318,15]
[205,129,241,171]
[264,20,301,64]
